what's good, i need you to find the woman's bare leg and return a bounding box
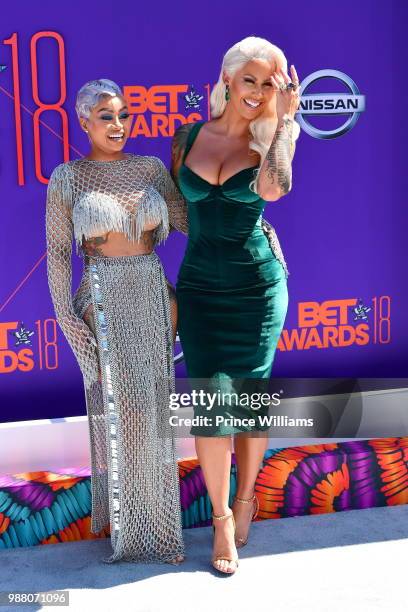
[166,280,178,343]
[195,436,237,572]
[232,433,269,546]
[82,304,102,382]
[83,304,96,335]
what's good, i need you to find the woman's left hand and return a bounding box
[271,65,301,121]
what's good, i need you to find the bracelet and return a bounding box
[276,115,293,131]
[282,114,294,127]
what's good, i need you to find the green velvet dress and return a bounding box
[176,121,288,436]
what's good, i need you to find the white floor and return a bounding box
[0,503,406,612]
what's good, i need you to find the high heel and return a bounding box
[211,511,239,574]
[232,493,259,548]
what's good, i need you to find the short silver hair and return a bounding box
[75,79,123,120]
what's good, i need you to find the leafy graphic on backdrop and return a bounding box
[353,299,371,322]
[184,85,204,110]
[11,323,35,347]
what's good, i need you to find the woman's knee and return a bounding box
[83,304,96,336]
[166,280,178,337]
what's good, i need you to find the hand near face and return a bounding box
[270,65,301,121]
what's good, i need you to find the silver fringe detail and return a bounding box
[83,252,184,564]
[90,265,121,539]
[73,187,169,253]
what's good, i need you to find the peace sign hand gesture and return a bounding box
[270,64,301,121]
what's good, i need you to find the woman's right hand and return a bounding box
[270,65,301,122]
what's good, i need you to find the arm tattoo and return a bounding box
[265,117,294,194]
[171,122,195,187]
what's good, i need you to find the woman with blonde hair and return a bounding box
[171,36,301,574]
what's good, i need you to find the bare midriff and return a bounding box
[81,229,155,257]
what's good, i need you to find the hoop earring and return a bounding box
[225,84,230,102]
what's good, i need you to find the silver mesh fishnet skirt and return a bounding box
[75,252,184,564]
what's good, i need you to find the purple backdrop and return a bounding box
[0,0,407,422]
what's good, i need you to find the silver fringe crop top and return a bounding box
[45,154,188,388]
[48,154,188,255]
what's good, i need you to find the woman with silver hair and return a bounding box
[172,36,301,574]
[45,78,188,565]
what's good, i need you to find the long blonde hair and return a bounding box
[210,36,300,193]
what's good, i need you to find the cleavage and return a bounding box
[185,156,258,187]
[185,128,259,186]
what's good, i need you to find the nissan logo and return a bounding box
[296,69,366,139]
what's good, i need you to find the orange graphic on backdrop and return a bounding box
[0,321,34,372]
[123,84,205,137]
[278,298,371,351]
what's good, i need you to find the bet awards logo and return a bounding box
[0,322,34,373]
[278,296,390,352]
[297,69,366,139]
[0,318,59,375]
[123,84,206,138]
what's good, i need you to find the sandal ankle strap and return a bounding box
[212,511,236,531]
[234,493,259,520]
[212,511,234,521]
[234,493,256,504]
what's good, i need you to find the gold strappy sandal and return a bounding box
[232,493,259,548]
[211,511,239,574]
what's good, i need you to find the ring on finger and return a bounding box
[286,81,299,91]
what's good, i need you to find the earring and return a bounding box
[225,84,230,102]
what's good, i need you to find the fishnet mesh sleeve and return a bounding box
[152,156,188,235]
[45,163,100,388]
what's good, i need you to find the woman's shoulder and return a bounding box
[173,121,200,146]
[48,160,75,186]
[138,155,172,175]
[171,121,202,167]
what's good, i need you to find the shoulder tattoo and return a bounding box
[171,122,195,163]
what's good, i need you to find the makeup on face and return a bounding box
[98,104,130,143]
[229,59,278,116]
[86,97,132,150]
